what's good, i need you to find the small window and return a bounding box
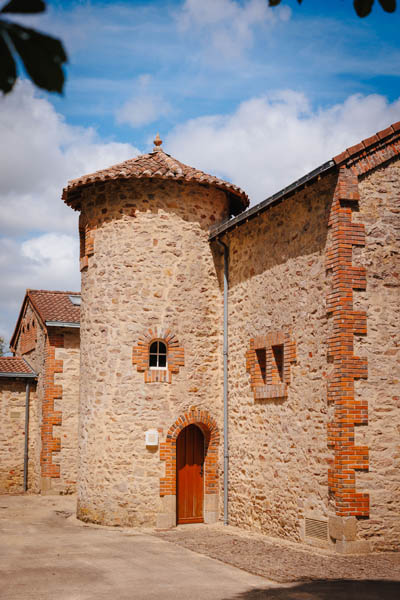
[272,344,284,382]
[256,348,266,384]
[69,295,81,306]
[149,340,167,369]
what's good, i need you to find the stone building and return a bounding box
[1,123,399,554]
[1,289,81,494]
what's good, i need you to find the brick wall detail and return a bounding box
[246,331,296,399]
[19,316,37,355]
[334,124,400,176]
[326,166,369,517]
[40,331,63,479]
[159,407,219,497]
[79,213,95,271]
[132,327,184,383]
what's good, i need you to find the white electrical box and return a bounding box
[145,429,159,447]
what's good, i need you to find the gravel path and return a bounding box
[154,524,400,584]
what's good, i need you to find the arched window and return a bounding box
[149,340,167,369]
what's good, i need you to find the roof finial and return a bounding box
[153,133,163,151]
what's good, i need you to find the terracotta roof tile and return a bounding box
[0,357,35,375]
[28,290,80,324]
[62,148,249,215]
[333,122,399,165]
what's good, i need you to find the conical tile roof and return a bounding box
[62,144,249,215]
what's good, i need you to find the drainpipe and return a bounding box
[217,238,229,526]
[23,380,31,492]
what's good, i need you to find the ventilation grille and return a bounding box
[305,517,328,541]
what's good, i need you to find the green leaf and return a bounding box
[353,0,374,17]
[0,27,17,93]
[1,0,45,14]
[378,0,396,12]
[5,22,67,93]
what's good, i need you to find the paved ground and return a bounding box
[0,495,278,600]
[1,495,399,600]
[155,522,400,584]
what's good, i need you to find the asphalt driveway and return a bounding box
[0,495,276,600]
[1,495,399,600]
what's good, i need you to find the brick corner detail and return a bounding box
[326,166,369,518]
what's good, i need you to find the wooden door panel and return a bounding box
[177,424,204,524]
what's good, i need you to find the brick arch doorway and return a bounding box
[158,408,220,528]
[176,424,205,524]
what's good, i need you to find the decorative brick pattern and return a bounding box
[132,327,184,383]
[40,331,63,479]
[79,214,95,272]
[19,316,37,354]
[246,331,296,399]
[159,407,219,497]
[326,166,369,518]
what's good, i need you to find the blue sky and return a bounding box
[1,0,400,344]
[42,0,400,145]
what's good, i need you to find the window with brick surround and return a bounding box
[132,327,184,383]
[246,331,296,400]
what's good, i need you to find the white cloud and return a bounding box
[176,0,290,59]
[0,81,141,345]
[0,233,81,345]
[166,91,400,203]
[0,80,140,236]
[21,234,79,290]
[116,74,172,128]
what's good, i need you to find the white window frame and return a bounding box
[149,340,168,370]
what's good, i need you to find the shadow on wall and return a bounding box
[225,580,400,600]
[211,171,339,291]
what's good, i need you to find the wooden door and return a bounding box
[176,424,204,524]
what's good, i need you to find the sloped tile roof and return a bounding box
[210,120,400,240]
[0,356,35,376]
[28,290,80,324]
[333,120,400,165]
[62,148,249,215]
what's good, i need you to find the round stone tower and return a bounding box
[63,136,248,527]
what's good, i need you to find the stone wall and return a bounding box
[52,328,80,494]
[0,379,36,493]
[223,173,337,543]
[353,157,400,551]
[13,303,81,495]
[76,178,228,526]
[14,302,46,493]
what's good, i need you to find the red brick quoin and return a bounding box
[79,213,95,272]
[132,327,184,383]
[159,408,219,497]
[246,331,296,399]
[40,331,63,480]
[326,166,369,518]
